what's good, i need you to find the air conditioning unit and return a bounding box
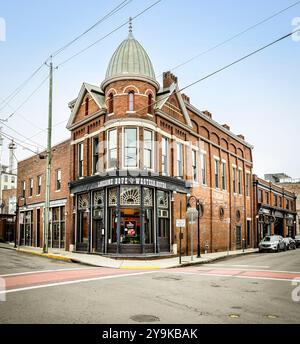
[158,210,169,218]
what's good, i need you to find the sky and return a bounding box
[0,0,299,179]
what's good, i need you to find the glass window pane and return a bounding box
[124,128,137,167]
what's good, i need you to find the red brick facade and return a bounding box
[253,175,297,243]
[17,140,71,249]
[17,32,259,256]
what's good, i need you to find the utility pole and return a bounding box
[0,128,3,215]
[43,57,53,254]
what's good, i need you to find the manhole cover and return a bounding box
[153,276,182,281]
[266,314,279,319]
[228,314,240,318]
[131,314,160,323]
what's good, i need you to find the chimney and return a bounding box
[202,110,212,119]
[182,93,190,103]
[222,124,230,131]
[163,71,178,88]
[237,134,245,140]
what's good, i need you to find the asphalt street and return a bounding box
[0,248,299,324]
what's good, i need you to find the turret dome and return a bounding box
[101,23,159,90]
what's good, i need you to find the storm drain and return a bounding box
[131,314,160,323]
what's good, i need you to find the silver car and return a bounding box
[259,235,286,253]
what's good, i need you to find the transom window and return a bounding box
[120,186,141,206]
[78,193,89,210]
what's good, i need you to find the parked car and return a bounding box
[294,235,300,248]
[283,237,296,250]
[259,235,286,253]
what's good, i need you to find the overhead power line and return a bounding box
[0,62,47,112]
[0,130,41,156]
[1,74,50,125]
[0,119,46,150]
[138,29,300,116]
[56,0,162,68]
[165,0,300,75]
[0,0,134,113]
[52,0,134,57]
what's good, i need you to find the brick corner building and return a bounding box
[66,25,255,256]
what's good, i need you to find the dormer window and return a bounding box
[85,97,89,116]
[128,91,134,112]
[148,94,153,114]
[108,93,114,114]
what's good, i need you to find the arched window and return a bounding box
[85,97,89,116]
[147,94,153,115]
[128,91,134,112]
[108,93,114,114]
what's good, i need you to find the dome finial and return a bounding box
[128,17,133,38]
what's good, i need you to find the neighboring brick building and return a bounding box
[66,25,255,256]
[17,140,71,249]
[277,181,300,235]
[264,173,300,236]
[253,175,297,244]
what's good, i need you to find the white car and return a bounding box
[259,235,286,253]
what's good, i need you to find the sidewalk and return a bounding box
[0,242,258,269]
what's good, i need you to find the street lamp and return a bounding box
[187,195,202,258]
[14,195,26,248]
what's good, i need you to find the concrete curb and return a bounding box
[9,246,258,269]
[16,248,74,263]
[169,250,258,269]
[0,244,17,251]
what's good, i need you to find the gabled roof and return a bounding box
[156,82,193,128]
[67,83,105,129]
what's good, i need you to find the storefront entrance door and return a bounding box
[158,218,170,252]
[94,219,104,253]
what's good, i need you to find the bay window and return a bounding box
[144,129,153,169]
[108,129,117,169]
[124,128,138,168]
